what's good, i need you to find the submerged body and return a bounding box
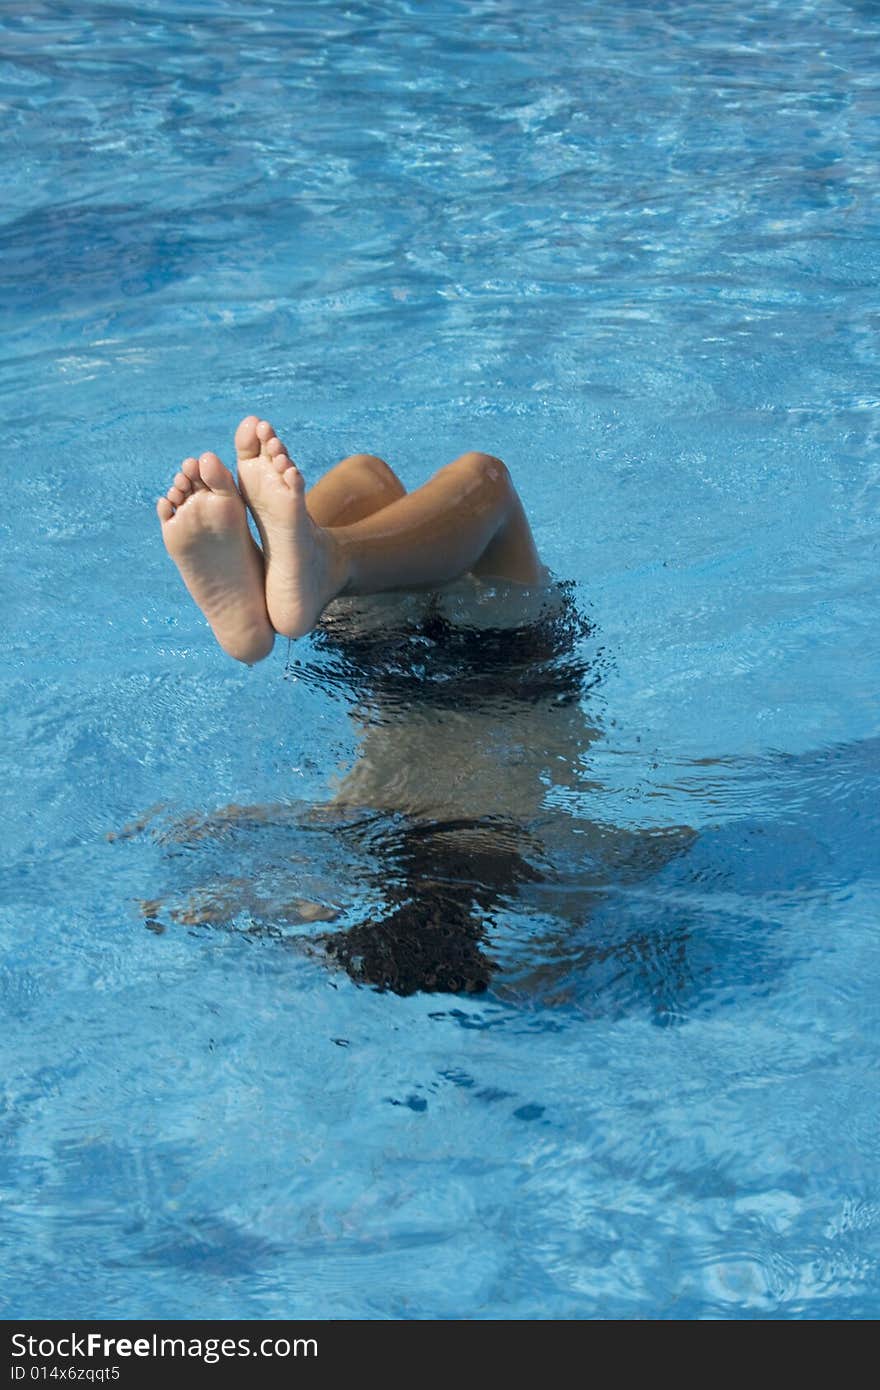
[153,419,567,990]
[152,446,694,993]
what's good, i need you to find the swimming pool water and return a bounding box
[2,0,879,1319]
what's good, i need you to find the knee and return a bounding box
[343,453,405,497]
[445,451,510,488]
[344,451,388,470]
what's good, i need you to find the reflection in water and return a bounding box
[137,577,696,1000]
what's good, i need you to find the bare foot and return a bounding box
[157,452,275,663]
[234,416,348,639]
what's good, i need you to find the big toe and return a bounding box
[199,451,240,495]
[234,415,261,461]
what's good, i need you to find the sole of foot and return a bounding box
[157,451,275,664]
[234,415,347,639]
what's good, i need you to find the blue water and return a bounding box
[2,0,879,1319]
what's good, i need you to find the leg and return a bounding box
[237,424,544,638]
[156,453,275,664]
[335,450,544,593]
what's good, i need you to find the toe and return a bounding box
[157,498,174,522]
[266,436,285,458]
[281,464,305,494]
[234,416,261,461]
[167,486,186,507]
[199,451,240,495]
[181,456,207,490]
[256,419,275,446]
[174,471,192,493]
